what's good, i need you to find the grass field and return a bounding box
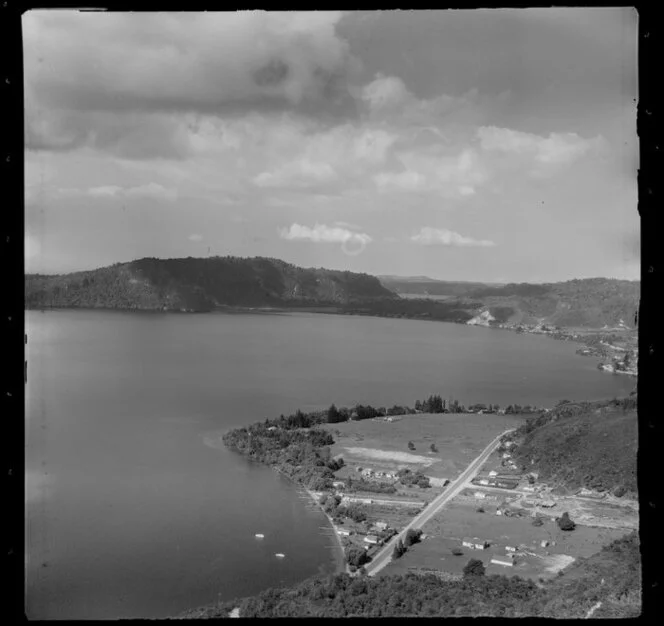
[381,497,631,581]
[322,412,527,481]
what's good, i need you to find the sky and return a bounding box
[24,9,639,282]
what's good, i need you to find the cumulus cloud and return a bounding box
[477,126,596,165]
[279,222,372,245]
[411,227,496,247]
[254,159,338,189]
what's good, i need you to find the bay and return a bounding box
[24,309,634,619]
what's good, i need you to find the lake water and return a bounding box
[24,309,634,619]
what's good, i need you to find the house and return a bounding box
[502,453,512,459]
[523,486,536,492]
[474,540,490,550]
[337,528,351,537]
[474,491,486,499]
[364,535,380,545]
[462,538,475,548]
[504,441,515,448]
[374,521,388,531]
[540,540,549,548]
[491,557,514,567]
[332,481,345,489]
[505,546,517,553]
[496,509,503,516]
[478,479,490,486]
[267,426,277,431]
[488,471,498,477]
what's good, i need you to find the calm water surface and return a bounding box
[25,310,634,619]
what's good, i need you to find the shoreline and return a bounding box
[271,467,349,576]
[302,487,351,576]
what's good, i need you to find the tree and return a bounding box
[404,529,423,547]
[346,547,369,568]
[408,441,416,451]
[327,404,342,424]
[557,511,576,531]
[430,443,438,453]
[392,539,406,559]
[463,558,486,578]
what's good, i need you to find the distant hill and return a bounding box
[379,276,640,329]
[510,397,638,497]
[25,256,397,312]
[378,276,496,297]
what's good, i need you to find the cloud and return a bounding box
[254,159,338,189]
[188,233,204,242]
[279,222,372,245]
[58,183,177,201]
[24,11,359,156]
[411,227,496,247]
[477,126,595,165]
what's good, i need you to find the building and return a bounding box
[332,481,345,489]
[474,540,490,550]
[267,426,277,431]
[523,486,536,492]
[540,540,549,548]
[505,546,517,553]
[337,528,351,537]
[502,453,512,459]
[478,479,490,486]
[364,535,380,545]
[374,521,388,531]
[496,509,503,516]
[462,538,475,548]
[488,471,498,477]
[474,491,486,499]
[491,557,514,567]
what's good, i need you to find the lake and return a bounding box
[24,309,634,619]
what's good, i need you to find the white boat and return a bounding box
[275,553,285,558]
[254,533,265,539]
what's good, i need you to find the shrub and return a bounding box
[407,441,416,450]
[392,539,407,559]
[557,512,576,531]
[452,548,464,556]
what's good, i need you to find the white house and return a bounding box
[364,535,380,545]
[337,528,351,537]
[267,426,277,431]
[505,546,517,553]
[489,471,498,477]
[474,540,490,550]
[502,453,511,459]
[540,540,549,548]
[474,491,486,499]
[332,481,345,489]
[374,521,388,531]
[496,509,503,516]
[478,479,490,486]
[491,557,514,567]
[462,538,474,548]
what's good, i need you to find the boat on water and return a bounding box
[275,553,285,558]
[255,533,265,539]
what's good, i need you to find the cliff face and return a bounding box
[25,256,398,312]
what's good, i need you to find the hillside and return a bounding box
[509,397,638,497]
[24,256,397,312]
[379,276,640,329]
[177,531,640,618]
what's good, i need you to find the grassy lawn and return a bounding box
[381,497,631,581]
[322,412,527,481]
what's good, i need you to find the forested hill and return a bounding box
[24,256,398,312]
[379,276,640,329]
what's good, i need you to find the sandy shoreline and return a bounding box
[302,487,350,575]
[271,466,348,575]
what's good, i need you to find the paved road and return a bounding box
[365,428,515,578]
